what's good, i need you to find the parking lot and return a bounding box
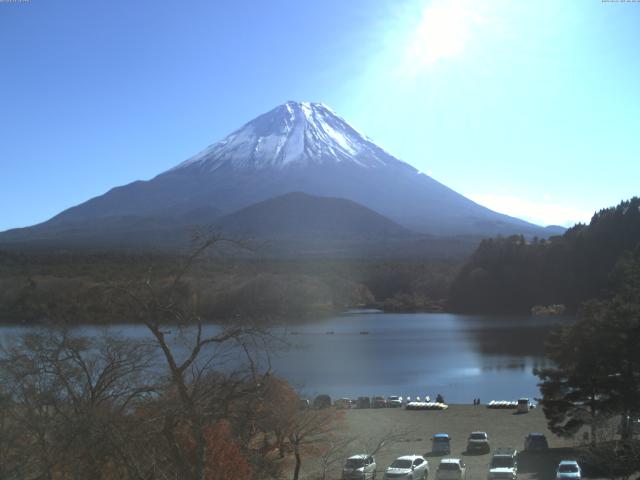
[300,404,584,480]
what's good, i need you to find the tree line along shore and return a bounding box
[2,197,638,325]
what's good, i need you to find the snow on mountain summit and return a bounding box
[0,101,555,244]
[172,101,411,172]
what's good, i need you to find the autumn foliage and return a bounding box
[204,421,252,480]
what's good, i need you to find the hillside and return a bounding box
[448,197,640,313]
[215,192,410,239]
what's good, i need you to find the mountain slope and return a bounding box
[0,101,560,252]
[215,192,410,238]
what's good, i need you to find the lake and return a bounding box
[270,312,572,403]
[0,312,572,404]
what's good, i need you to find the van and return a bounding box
[517,398,529,413]
[431,433,451,455]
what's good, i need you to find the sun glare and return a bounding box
[402,0,482,72]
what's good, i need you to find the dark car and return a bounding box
[524,433,549,452]
[313,394,332,409]
[357,396,371,409]
[372,396,387,408]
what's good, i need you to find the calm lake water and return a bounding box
[0,312,572,404]
[269,312,572,403]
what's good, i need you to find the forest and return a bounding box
[0,249,458,324]
[448,197,640,314]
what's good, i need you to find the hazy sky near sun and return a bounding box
[1,0,639,231]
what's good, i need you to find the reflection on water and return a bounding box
[268,313,573,403]
[0,313,573,403]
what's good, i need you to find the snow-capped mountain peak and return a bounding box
[0,101,556,248]
[172,101,410,172]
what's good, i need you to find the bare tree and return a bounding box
[0,237,293,480]
[361,428,411,457]
[313,435,357,480]
[0,329,157,480]
[115,236,284,480]
[312,427,410,480]
[0,383,23,480]
[287,408,343,480]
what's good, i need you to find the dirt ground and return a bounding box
[298,405,586,480]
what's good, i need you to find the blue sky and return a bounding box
[1,0,639,231]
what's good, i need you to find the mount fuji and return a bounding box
[0,101,562,253]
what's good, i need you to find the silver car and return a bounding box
[343,454,377,480]
[466,431,490,453]
[436,458,466,480]
[384,455,429,480]
[555,460,581,480]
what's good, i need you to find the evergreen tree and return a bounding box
[535,247,640,441]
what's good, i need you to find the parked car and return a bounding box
[313,394,332,409]
[619,415,640,437]
[524,433,548,452]
[436,458,466,480]
[384,455,429,480]
[335,398,352,409]
[357,396,371,409]
[466,431,490,453]
[431,433,451,455]
[517,398,529,413]
[555,460,581,480]
[373,396,387,408]
[488,448,518,480]
[342,454,376,480]
[387,395,403,407]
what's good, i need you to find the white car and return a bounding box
[343,454,377,480]
[384,455,429,480]
[488,448,518,480]
[555,460,581,480]
[387,395,403,407]
[436,458,466,480]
